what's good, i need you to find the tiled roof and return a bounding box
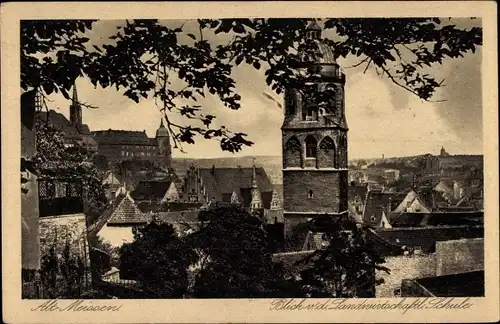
[199,167,274,203]
[362,191,397,226]
[131,180,174,201]
[92,129,157,146]
[155,210,199,223]
[107,194,147,225]
[373,225,484,254]
[157,202,204,213]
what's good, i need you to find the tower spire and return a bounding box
[72,82,79,105]
[251,157,258,188]
[69,82,82,128]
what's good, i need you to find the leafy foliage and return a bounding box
[297,217,390,298]
[34,118,107,211]
[21,18,482,153]
[38,242,88,298]
[190,205,296,298]
[119,221,197,298]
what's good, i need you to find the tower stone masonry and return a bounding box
[155,118,172,169]
[282,21,349,234]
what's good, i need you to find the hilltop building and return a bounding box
[36,85,98,153]
[282,21,349,233]
[92,118,172,169]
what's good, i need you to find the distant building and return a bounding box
[92,118,172,169]
[383,169,400,183]
[440,146,450,157]
[348,183,368,216]
[36,85,98,153]
[180,162,283,223]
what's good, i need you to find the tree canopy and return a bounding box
[33,118,107,211]
[22,18,482,153]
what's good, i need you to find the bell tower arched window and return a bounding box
[305,136,318,158]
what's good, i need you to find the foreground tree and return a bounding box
[33,119,107,212]
[296,217,390,298]
[190,205,301,298]
[119,221,197,298]
[22,18,482,154]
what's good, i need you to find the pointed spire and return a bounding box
[72,82,79,105]
[251,157,258,188]
[160,117,165,128]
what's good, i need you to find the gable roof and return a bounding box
[131,180,174,201]
[362,191,397,225]
[373,225,483,254]
[92,129,157,146]
[103,171,121,187]
[107,194,147,225]
[88,193,145,234]
[391,211,483,227]
[199,167,274,202]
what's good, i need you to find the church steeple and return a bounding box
[69,82,82,128]
[251,157,258,189]
[250,158,262,212]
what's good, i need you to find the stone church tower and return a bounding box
[155,118,172,169]
[282,21,349,233]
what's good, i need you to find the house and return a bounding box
[391,190,431,214]
[362,191,400,227]
[102,171,123,201]
[348,183,368,216]
[181,163,283,223]
[90,193,147,248]
[131,179,180,204]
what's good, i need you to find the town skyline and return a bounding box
[40,18,483,160]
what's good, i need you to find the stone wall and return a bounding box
[436,238,484,276]
[39,214,90,266]
[375,238,484,297]
[376,253,436,297]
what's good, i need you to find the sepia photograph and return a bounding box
[3,1,499,323]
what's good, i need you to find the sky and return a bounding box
[44,18,483,159]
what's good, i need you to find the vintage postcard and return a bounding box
[2,1,499,323]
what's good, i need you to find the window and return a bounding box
[308,190,314,199]
[370,216,376,222]
[305,136,317,158]
[121,151,125,156]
